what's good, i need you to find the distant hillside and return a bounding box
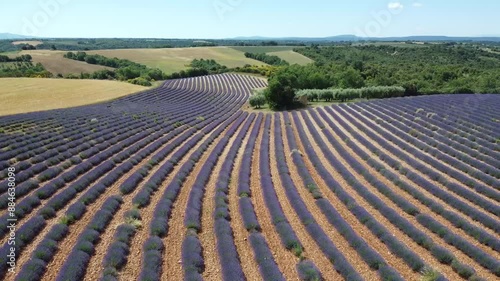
[230,35,500,42]
[0,33,39,40]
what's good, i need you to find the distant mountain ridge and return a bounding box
[0,33,39,40]
[1,32,499,42]
[231,35,500,42]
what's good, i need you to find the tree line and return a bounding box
[0,54,52,78]
[256,44,500,110]
[64,52,166,86]
[167,59,277,79]
[244,52,289,66]
[295,44,500,95]
[0,54,32,62]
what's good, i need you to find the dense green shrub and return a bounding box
[359,86,405,99]
[63,51,166,84]
[129,77,152,86]
[249,94,266,109]
[265,72,298,110]
[244,52,289,66]
[297,86,404,103]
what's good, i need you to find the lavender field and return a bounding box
[0,73,498,281]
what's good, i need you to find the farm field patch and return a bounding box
[231,46,312,65]
[0,78,148,116]
[11,41,43,46]
[0,74,498,281]
[87,47,266,74]
[13,50,113,75]
[267,50,313,65]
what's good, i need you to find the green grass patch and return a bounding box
[267,50,313,65]
[230,46,303,53]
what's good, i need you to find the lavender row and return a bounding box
[141,111,245,281]
[0,115,160,193]
[366,102,500,178]
[100,219,139,280]
[249,233,286,281]
[360,103,500,188]
[235,114,289,280]
[238,113,263,232]
[291,111,427,273]
[181,113,249,279]
[394,96,499,148]
[311,109,500,276]
[14,224,69,281]
[321,107,500,251]
[56,196,123,281]
[283,113,406,280]
[0,215,46,279]
[329,106,500,233]
[273,114,362,280]
[259,115,302,253]
[341,105,500,217]
[310,109,500,276]
[405,95,500,136]
[212,114,255,280]
[0,74,243,182]
[183,112,248,231]
[369,99,500,165]
[0,80,243,235]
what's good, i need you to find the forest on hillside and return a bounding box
[290,44,500,95]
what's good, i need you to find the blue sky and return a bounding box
[1,0,499,38]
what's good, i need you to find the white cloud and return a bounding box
[388,2,404,10]
[412,2,423,8]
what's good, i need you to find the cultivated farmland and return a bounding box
[0,74,498,281]
[87,47,266,74]
[231,46,313,65]
[0,78,150,116]
[14,50,113,76]
[266,50,313,65]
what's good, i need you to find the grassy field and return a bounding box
[87,47,266,74]
[230,46,312,65]
[0,78,148,116]
[12,40,43,46]
[13,50,113,75]
[230,46,301,53]
[5,46,310,76]
[267,50,313,65]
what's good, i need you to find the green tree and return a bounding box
[265,72,298,110]
[249,94,266,109]
[338,67,365,88]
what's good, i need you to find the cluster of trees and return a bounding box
[21,44,37,50]
[258,44,500,110]
[233,64,276,77]
[66,52,127,66]
[64,52,166,85]
[167,59,228,79]
[295,44,500,95]
[0,54,52,78]
[296,86,405,103]
[190,59,228,72]
[169,59,281,80]
[244,52,289,66]
[0,62,52,78]
[0,54,32,62]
